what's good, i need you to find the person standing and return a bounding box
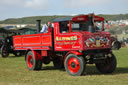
[40,22,53,33]
[40,24,48,33]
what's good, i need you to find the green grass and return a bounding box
[0,48,128,85]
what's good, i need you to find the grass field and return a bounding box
[0,48,128,85]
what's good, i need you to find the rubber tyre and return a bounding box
[64,54,85,76]
[1,45,9,58]
[112,41,121,50]
[26,51,42,70]
[96,53,117,73]
[53,57,64,69]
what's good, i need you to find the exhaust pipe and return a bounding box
[36,20,41,33]
[88,14,94,33]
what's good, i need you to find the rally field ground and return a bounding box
[0,48,128,85]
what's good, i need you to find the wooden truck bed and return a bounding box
[13,33,52,50]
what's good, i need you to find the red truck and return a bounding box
[13,14,117,76]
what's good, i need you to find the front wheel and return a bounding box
[1,45,9,58]
[26,51,42,70]
[64,54,85,76]
[96,53,117,73]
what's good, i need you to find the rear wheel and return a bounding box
[1,45,9,58]
[112,41,121,50]
[65,54,85,76]
[96,53,117,73]
[26,51,42,70]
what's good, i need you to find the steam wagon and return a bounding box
[13,14,117,76]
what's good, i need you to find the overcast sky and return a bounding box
[0,0,128,20]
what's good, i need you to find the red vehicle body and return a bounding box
[13,14,117,76]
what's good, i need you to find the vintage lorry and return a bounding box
[0,28,23,58]
[13,14,117,76]
[0,27,36,58]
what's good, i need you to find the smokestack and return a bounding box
[88,15,94,25]
[88,14,94,33]
[36,20,41,33]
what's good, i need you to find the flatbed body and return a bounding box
[13,33,52,50]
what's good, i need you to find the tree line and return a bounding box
[0,14,128,24]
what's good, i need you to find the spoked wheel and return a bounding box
[96,53,117,73]
[1,45,9,58]
[26,51,42,70]
[65,54,85,76]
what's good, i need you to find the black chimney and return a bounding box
[36,20,41,33]
[88,15,94,33]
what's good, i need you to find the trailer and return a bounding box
[13,14,117,76]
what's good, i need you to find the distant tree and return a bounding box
[0,14,128,24]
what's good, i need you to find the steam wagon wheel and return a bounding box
[1,45,9,58]
[64,54,85,76]
[95,53,117,73]
[26,51,42,70]
[112,41,121,50]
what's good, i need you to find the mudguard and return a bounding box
[25,49,42,60]
[64,51,83,62]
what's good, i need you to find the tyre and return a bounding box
[64,54,85,76]
[1,45,9,58]
[112,41,121,50]
[96,53,117,73]
[26,51,42,70]
[53,56,64,69]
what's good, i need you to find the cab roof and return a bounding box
[53,14,104,22]
[53,17,73,22]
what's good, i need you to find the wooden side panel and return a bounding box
[13,36,22,47]
[22,36,41,47]
[13,33,52,50]
[41,35,52,47]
